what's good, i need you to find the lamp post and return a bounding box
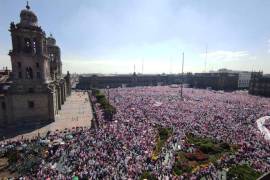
[106,85,110,103]
[181,52,184,99]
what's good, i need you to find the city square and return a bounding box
[1,1,270,179]
[1,86,269,179]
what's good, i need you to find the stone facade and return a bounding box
[215,69,252,89]
[76,73,193,89]
[249,72,270,97]
[0,4,71,128]
[76,72,240,91]
[189,72,239,91]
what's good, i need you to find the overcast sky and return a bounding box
[0,0,270,74]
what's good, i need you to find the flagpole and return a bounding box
[181,52,184,99]
[204,45,208,72]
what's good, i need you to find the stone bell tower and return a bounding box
[6,2,56,125]
[0,2,71,129]
[9,2,51,86]
[47,34,62,80]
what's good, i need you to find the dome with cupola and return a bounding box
[19,2,38,27]
[47,34,57,46]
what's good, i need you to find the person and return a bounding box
[1,86,270,178]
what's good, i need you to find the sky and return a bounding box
[0,0,270,74]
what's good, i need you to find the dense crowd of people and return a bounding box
[1,86,270,179]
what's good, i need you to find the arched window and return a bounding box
[37,72,41,79]
[17,62,21,68]
[24,38,32,53]
[26,67,33,79]
[33,38,37,54]
[50,53,54,62]
[18,72,22,79]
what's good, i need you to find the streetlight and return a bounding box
[106,85,110,103]
[180,52,184,99]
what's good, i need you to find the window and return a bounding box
[17,62,21,68]
[50,53,54,61]
[1,102,6,110]
[24,38,32,53]
[33,38,37,54]
[18,72,22,79]
[36,63,39,68]
[28,101,34,108]
[28,88,34,93]
[25,67,33,79]
[37,72,41,79]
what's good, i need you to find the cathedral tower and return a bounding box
[6,3,55,125]
[9,3,51,87]
[0,2,71,128]
[47,34,62,80]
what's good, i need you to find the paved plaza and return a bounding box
[4,91,93,141]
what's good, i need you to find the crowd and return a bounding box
[1,86,270,179]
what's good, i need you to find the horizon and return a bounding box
[1,0,270,74]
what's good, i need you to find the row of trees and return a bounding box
[152,127,172,160]
[92,89,116,121]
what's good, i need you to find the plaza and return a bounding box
[2,91,93,141]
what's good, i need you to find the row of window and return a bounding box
[18,70,41,80]
[17,62,42,80]
[13,35,50,55]
[17,62,40,68]
[23,38,39,54]
[238,80,250,83]
[1,101,35,110]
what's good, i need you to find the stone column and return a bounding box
[48,90,55,122]
[57,86,61,110]
[63,83,66,102]
[61,83,64,105]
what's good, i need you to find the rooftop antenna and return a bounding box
[180,52,184,99]
[170,57,172,74]
[142,59,144,74]
[204,44,208,72]
[133,64,136,74]
[26,1,30,10]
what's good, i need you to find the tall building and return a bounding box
[189,72,239,91]
[76,73,191,89]
[0,3,71,128]
[249,72,270,97]
[217,69,252,89]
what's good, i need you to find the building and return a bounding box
[238,72,251,89]
[0,4,71,128]
[189,72,239,91]
[76,73,192,89]
[249,72,270,97]
[77,69,252,91]
[216,69,252,89]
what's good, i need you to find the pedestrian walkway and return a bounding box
[4,91,93,141]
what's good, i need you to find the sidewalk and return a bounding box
[2,91,93,141]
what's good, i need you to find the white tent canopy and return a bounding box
[256,116,270,141]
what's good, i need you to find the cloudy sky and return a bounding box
[0,0,270,74]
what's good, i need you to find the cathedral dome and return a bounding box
[47,34,56,46]
[19,2,38,27]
